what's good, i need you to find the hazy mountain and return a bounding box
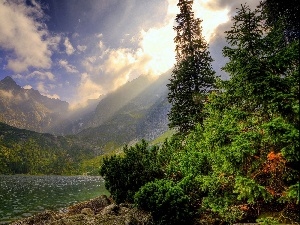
[76,71,171,147]
[0,72,171,149]
[0,76,69,133]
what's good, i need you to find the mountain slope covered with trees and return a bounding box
[0,122,99,174]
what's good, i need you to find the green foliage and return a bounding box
[100,140,163,203]
[234,177,272,204]
[148,2,298,223]
[278,182,300,203]
[256,217,280,225]
[167,0,216,133]
[260,0,299,42]
[0,122,96,175]
[134,179,194,225]
[100,1,299,224]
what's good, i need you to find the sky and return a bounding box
[0,0,260,109]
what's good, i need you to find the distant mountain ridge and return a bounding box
[0,76,69,133]
[0,73,171,149]
[76,71,171,147]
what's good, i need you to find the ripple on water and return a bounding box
[0,175,107,224]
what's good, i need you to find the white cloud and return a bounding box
[28,71,55,81]
[59,59,78,73]
[36,82,48,94]
[12,70,55,81]
[98,41,105,50]
[36,81,60,99]
[102,48,144,89]
[11,74,23,79]
[139,23,176,76]
[70,72,103,108]
[23,85,32,89]
[77,45,87,52]
[96,33,103,38]
[0,0,57,73]
[0,90,13,99]
[45,93,60,99]
[64,37,75,55]
[134,0,230,77]
[48,35,61,51]
[193,1,230,41]
[70,0,237,105]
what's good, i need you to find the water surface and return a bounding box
[0,175,108,224]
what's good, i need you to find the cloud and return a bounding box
[28,71,55,81]
[139,23,176,76]
[112,0,230,79]
[0,0,58,73]
[70,72,103,108]
[12,70,55,81]
[71,0,259,105]
[0,90,13,99]
[36,81,60,99]
[64,37,75,55]
[102,48,146,88]
[45,93,60,99]
[23,85,32,89]
[77,45,87,52]
[59,59,78,73]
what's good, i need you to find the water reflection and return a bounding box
[0,175,108,224]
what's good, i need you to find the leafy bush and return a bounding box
[100,140,163,203]
[256,217,280,225]
[134,179,194,225]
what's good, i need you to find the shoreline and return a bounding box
[10,195,153,225]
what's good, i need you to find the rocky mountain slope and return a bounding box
[0,76,69,133]
[76,71,171,147]
[0,72,171,149]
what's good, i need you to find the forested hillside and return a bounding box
[0,122,99,175]
[100,0,299,224]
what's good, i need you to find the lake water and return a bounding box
[0,175,108,224]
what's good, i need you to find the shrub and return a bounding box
[100,140,163,203]
[134,179,194,225]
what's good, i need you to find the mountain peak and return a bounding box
[0,76,19,89]
[1,76,16,84]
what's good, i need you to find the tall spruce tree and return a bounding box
[167,0,215,133]
[260,0,299,42]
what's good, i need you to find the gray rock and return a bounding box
[101,204,119,215]
[81,208,94,216]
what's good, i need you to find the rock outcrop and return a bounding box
[11,195,153,225]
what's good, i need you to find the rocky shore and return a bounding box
[11,195,153,225]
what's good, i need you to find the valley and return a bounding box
[0,73,171,175]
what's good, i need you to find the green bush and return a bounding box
[134,179,194,225]
[256,217,280,225]
[100,140,163,203]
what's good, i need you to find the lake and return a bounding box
[0,175,108,224]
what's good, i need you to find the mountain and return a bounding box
[0,73,172,174]
[0,72,172,150]
[0,76,69,133]
[76,71,171,147]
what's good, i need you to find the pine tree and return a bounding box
[260,0,299,42]
[222,4,299,122]
[167,0,215,133]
